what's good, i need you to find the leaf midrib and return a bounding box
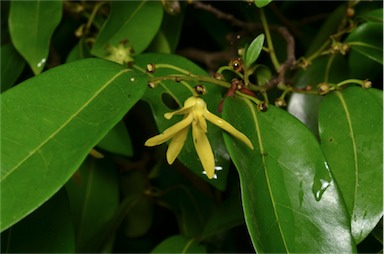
[244,99,289,252]
[336,91,359,216]
[1,68,130,182]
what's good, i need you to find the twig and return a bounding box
[189,1,296,88]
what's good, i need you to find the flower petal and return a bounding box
[192,123,215,179]
[164,106,193,120]
[166,125,190,164]
[145,113,193,146]
[193,110,207,133]
[203,110,254,150]
[164,97,197,119]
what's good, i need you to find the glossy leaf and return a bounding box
[345,22,383,64]
[288,55,350,135]
[254,0,272,8]
[97,121,133,157]
[151,235,206,253]
[359,8,383,24]
[91,1,163,58]
[133,53,228,190]
[1,44,25,93]
[65,157,119,252]
[3,189,75,253]
[0,58,146,231]
[244,34,265,68]
[9,0,62,75]
[318,86,383,244]
[222,97,355,253]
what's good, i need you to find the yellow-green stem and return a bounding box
[260,8,280,71]
[85,1,106,35]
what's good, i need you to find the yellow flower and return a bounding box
[145,96,254,179]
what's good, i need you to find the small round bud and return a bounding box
[318,82,331,95]
[146,63,155,73]
[213,72,224,80]
[275,98,287,107]
[148,82,157,88]
[238,48,245,57]
[346,7,355,17]
[362,80,372,89]
[257,102,268,112]
[75,24,85,38]
[229,58,243,72]
[194,84,207,95]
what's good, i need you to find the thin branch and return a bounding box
[189,1,297,88]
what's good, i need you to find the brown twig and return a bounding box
[190,0,297,88]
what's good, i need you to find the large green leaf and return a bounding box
[359,8,383,23]
[345,22,383,64]
[151,235,206,253]
[91,1,163,58]
[65,157,119,252]
[133,53,229,190]
[2,189,75,253]
[1,44,25,93]
[222,97,355,253]
[318,86,383,244]
[8,0,62,75]
[0,58,146,231]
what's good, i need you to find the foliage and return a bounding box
[1,1,382,253]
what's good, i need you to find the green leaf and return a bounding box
[121,170,154,238]
[359,8,383,23]
[222,97,355,253]
[254,64,271,86]
[147,30,172,54]
[151,235,207,253]
[1,44,25,93]
[345,22,383,64]
[244,34,265,68]
[254,0,272,8]
[288,55,350,135]
[91,1,163,58]
[65,157,119,252]
[97,121,133,157]
[0,58,146,231]
[8,0,62,75]
[318,86,383,244]
[3,189,75,253]
[133,53,229,190]
[201,187,244,239]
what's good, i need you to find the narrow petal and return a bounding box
[145,113,193,147]
[164,105,193,119]
[166,125,190,164]
[164,97,198,119]
[203,110,254,150]
[192,123,215,179]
